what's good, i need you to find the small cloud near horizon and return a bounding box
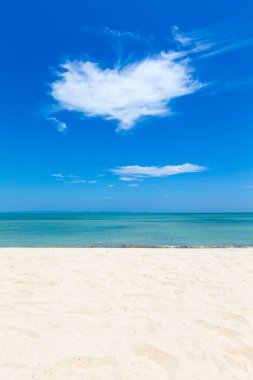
[52,173,97,184]
[52,173,64,178]
[68,179,97,184]
[112,163,206,181]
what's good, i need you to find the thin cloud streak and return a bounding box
[47,117,67,133]
[171,24,253,58]
[51,173,97,184]
[113,163,207,180]
[82,26,148,43]
[67,179,97,184]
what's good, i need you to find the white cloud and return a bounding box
[83,26,144,41]
[51,173,96,184]
[128,183,139,187]
[69,174,80,179]
[112,163,206,180]
[51,52,201,131]
[108,184,115,187]
[171,25,213,52]
[68,179,87,184]
[119,176,136,182]
[49,25,253,132]
[171,26,195,46]
[171,25,253,58]
[68,179,97,184]
[47,117,67,133]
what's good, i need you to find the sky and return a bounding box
[0,0,253,212]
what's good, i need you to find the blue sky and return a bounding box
[0,0,253,212]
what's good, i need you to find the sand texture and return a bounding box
[0,247,253,379]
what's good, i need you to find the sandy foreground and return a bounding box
[0,248,253,380]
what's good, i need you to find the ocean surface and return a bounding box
[0,213,253,247]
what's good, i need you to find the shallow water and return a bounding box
[0,213,252,247]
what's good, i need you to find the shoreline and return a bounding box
[1,247,253,379]
[1,245,253,248]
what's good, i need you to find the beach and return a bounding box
[0,247,253,379]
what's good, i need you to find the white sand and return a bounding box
[0,248,253,380]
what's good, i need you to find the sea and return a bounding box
[0,213,252,247]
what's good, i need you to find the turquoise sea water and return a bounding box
[0,213,252,247]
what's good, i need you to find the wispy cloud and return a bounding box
[171,25,214,53]
[47,117,67,133]
[68,179,87,184]
[51,51,201,131]
[128,183,139,187]
[171,25,253,96]
[171,24,253,58]
[83,26,146,42]
[171,26,194,46]
[118,176,136,182]
[68,179,97,184]
[51,173,97,184]
[112,163,206,180]
[52,173,64,178]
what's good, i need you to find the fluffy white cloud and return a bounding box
[51,52,201,131]
[112,163,206,180]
